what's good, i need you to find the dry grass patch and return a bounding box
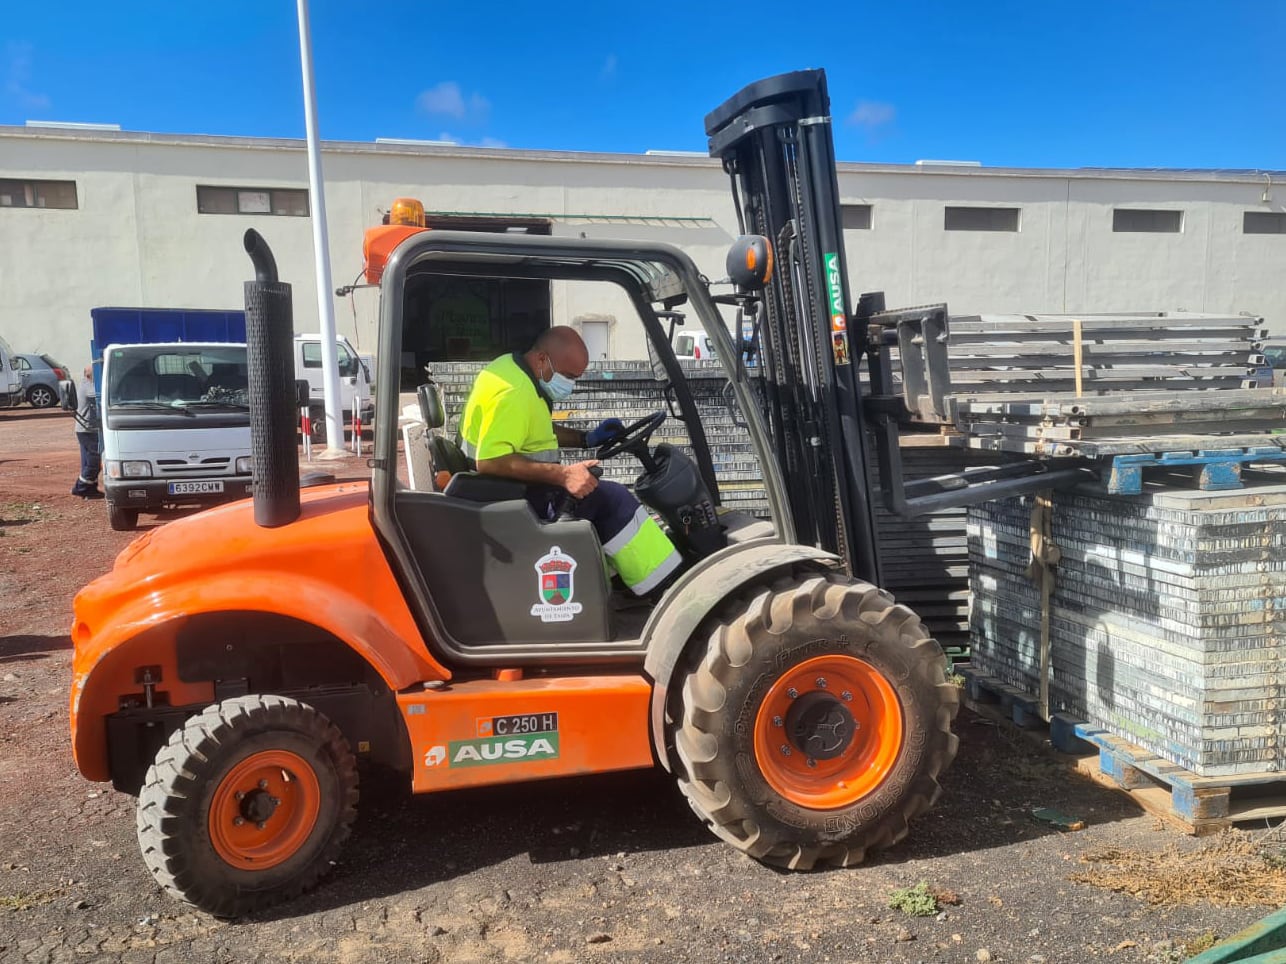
[1069,830,1286,907]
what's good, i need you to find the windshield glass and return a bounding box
[301,340,358,376]
[106,345,249,408]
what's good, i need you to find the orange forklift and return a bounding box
[70,70,1084,916]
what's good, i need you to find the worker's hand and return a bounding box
[584,418,625,447]
[562,460,601,498]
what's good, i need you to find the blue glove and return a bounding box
[585,418,625,447]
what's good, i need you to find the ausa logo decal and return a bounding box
[530,546,583,623]
[423,733,560,769]
[824,252,846,332]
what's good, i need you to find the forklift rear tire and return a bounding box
[108,504,138,531]
[672,572,958,870]
[135,694,359,917]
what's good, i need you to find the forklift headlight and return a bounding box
[726,234,774,291]
[235,456,253,474]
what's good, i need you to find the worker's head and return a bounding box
[527,326,588,401]
[83,364,93,380]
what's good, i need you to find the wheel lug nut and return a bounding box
[269,797,280,806]
[772,716,783,727]
[806,758,817,769]
[786,688,798,699]
[841,691,853,702]
[233,817,245,826]
[815,677,827,688]
[779,744,792,756]
[257,821,266,830]
[258,780,268,790]
[234,791,245,800]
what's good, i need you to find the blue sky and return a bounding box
[4,1,1284,169]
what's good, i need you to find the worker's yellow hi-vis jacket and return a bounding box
[459,352,681,595]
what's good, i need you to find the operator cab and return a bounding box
[371,225,783,668]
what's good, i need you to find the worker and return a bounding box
[71,364,103,499]
[460,326,683,597]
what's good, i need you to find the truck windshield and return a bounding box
[107,346,249,409]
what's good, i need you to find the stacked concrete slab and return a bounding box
[967,483,1286,777]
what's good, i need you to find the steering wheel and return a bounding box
[594,410,667,461]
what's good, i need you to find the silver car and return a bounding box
[15,353,70,408]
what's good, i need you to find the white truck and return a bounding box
[294,333,374,440]
[0,334,23,408]
[100,341,253,531]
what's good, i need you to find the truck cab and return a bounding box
[294,333,374,436]
[100,341,253,530]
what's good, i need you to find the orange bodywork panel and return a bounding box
[70,483,448,782]
[399,675,655,793]
[363,224,427,284]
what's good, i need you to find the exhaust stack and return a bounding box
[243,229,300,527]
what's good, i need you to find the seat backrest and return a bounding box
[417,381,446,429]
[428,434,470,477]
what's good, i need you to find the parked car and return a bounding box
[14,353,69,408]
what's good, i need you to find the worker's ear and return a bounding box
[726,235,774,291]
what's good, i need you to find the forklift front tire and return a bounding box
[135,694,359,917]
[672,572,958,870]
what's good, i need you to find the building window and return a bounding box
[842,204,872,230]
[197,185,309,217]
[1244,211,1286,235]
[944,206,1020,232]
[1113,209,1182,233]
[0,179,78,209]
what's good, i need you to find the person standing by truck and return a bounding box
[71,364,103,499]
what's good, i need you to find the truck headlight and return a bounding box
[121,460,152,478]
[235,456,253,474]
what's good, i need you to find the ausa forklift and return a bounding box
[70,70,1082,916]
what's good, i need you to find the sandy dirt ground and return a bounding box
[0,406,1276,963]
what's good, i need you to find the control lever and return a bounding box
[555,465,603,520]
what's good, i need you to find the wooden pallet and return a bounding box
[1067,723,1286,836]
[959,668,1286,835]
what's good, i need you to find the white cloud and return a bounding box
[600,54,618,81]
[847,100,895,131]
[417,81,490,124]
[479,137,508,149]
[4,42,51,111]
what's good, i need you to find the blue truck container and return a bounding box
[90,307,246,359]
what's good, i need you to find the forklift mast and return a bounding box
[706,69,882,584]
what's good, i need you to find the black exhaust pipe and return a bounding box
[243,229,300,527]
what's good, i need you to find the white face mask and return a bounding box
[538,355,576,401]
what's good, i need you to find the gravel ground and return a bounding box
[0,406,1270,963]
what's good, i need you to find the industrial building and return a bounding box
[1,122,1284,369]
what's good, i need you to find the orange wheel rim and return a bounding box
[208,749,321,870]
[753,654,903,809]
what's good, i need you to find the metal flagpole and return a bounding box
[295,0,346,457]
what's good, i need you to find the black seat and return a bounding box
[416,380,524,503]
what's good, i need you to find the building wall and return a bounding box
[1,127,1283,371]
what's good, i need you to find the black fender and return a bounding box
[641,539,840,771]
